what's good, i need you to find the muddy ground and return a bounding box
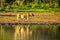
[0,12,60,24]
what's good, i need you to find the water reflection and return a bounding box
[0,25,60,40]
[14,25,32,40]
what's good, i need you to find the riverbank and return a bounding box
[0,12,60,24]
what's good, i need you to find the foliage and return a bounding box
[0,0,60,11]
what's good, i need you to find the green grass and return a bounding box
[0,6,60,12]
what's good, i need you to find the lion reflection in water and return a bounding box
[14,25,32,40]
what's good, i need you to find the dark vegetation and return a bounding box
[0,0,60,11]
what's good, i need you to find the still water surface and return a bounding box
[0,25,60,40]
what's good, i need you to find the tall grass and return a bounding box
[0,0,60,12]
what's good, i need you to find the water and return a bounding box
[0,25,60,40]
